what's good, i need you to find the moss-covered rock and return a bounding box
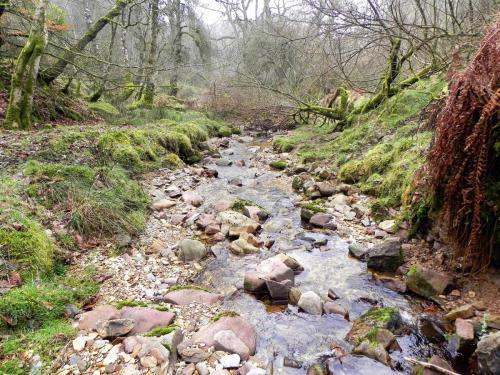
[88,101,120,116]
[269,160,288,170]
[406,264,451,298]
[346,307,403,346]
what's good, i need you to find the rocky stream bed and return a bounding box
[51,135,500,375]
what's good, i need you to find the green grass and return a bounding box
[24,161,149,236]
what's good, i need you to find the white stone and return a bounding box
[378,220,396,234]
[72,336,88,352]
[219,354,240,368]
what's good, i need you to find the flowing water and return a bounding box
[193,138,436,374]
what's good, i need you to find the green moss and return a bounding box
[88,101,120,116]
[269,160,288,170]
[361,307,400,327]
[113,300,148,309]
[211,310,240,322]
[162,153,183,169]
[144,324,179,337]
[0,320,76,374]
[300,201,326,213]
[0,209,54,277]
[230,198,265,213]
[0,275,97,329]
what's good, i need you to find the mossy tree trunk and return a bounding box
[141,0,160,106]
[4,0,49,130]
[89,22,117,102]
[39,0,129,85]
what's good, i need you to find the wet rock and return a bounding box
[178,239,207,262]
[298,291,322,315]
[309,213,337,230]
[327,288,339,300]
[152,199,177,210]
[353,340,391,366]
[214,330,250,360]
[188,316,256,355]
[374,275,407,293]
[327,355,394,375]
[220,353,240,368]
[229,177,243,186]
[275,253,304,272]
[120,307,175,335]
[475,331,500,375]
[323,302,349,319]
[97,319,135,338]
[455,318,474,341]
[230,238,260,255]
[78,305,121,331]
[348,242,368,261]
[378,220,396,234]
[243,272,266,292]
[444,304,474,321]
[163,289,223,305]
[182,191,203,207]
[215,159,232,167]
[265,279,292,301]
[256,257,295,283]
[406,265,451,298]
[367,239,403,272]
[346,307,403,345]
[288,287,301,305]
[418,316,446,343]
[242,206,269,222]
[423,355,454,375]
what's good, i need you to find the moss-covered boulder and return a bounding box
[346,307,404,346]
[406,264,451,298]
[269,160,288,170]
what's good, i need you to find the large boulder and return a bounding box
[120,307,175,335]
[214,330,250,360]
[406,265,451,298]
[298,291,323,315]
[163,289,223,305]
[244,256,296,299]
[178,239,207,262]
[186,316,256,355]
[78,305,120,331]
[475,331,500,375]
[366,240,403,272]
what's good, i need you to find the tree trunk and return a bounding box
[89,23,117,102]
[169,0,182,97]
[4,0,49,130]
[142,0,160,106]
[40,0,129,85]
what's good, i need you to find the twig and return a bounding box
[404,357,461,375]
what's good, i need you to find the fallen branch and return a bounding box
[404,357,460,375]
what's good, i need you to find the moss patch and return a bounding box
[269,160,288,170]
[88,101,120,116]
[166,284,209,293]
[211,310,240,322]
[144,324,179,337]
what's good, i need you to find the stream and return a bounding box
[190,138,437,374]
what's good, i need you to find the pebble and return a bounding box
[219,354,240,368]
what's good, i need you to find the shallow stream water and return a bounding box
[193,139,437,374]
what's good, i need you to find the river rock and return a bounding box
[243,272,267,292]
[163,289,223,305]
[289,287,301,305]
[229,238,260,255]
[444,304,474,321]
[187,316,256,355]
[78,305,121,331]
[367,239,403,272]
[475,331,500,375]
[182,191,204,207]
[323,302,349,319]
[218,211,260,234]
[178,239,207,262]
[243,206,269,222]
[419,316,446,343]
[309,213,337,230]
[215,159,232,166]
[346,307,403,345]
[214,330,250,360]
[348,243,368,261]
[97,319,135,338]
[374,275,407,293]
[327,355,394,375]
[120,307,175,335]
[298,291,322,315]
[220,354,240,368]
[353,340,391,366]
[265,279,292,301]
[256,257,295,283]
[275,253,304,272]
[152,199,177,210]
[455,318,474,341]
[406,264,451,298]
[240,232,263,248]
[378,220,396,234]
[316,182,335,197]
